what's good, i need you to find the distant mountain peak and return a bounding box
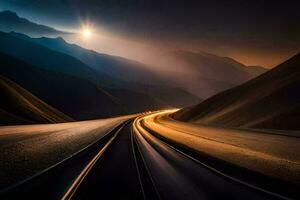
[9,31,30,38]
[55,36,67,42]
[0,10,72,37]
[0,10,18,18]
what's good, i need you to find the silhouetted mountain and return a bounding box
[173,53,300,130]
[0,31,97,82]
[3,31,200,107]
[0,10,70,37]
[0,74,73,125]
[219,56,266,76]
[24,35,165,86]
[246,65,267,76]
[0,52,165,120]
[157,51,267,98]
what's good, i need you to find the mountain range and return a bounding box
[0,51,167,120]
[157,51,267,98]
[0,10,70,37]
[7,31,200,105]
[3,31,200,105]
[0,10,271,124]
[173,53,300,130]
[0,10,267,100]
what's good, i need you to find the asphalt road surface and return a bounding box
[0,112,297,200]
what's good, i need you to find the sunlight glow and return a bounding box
[83,28,92,39]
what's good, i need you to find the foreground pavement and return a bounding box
[0,111,298,200]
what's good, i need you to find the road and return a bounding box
[67,123,144,200]
[0,115,132,190]
[0,111,297,200]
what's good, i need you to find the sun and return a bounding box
[83,28,92,39]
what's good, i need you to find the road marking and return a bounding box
[130,127,146,200]
[135,112,293,200]
[132,117,162,200]
[61,124,126,200]
[0,121,125,194]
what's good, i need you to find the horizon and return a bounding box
[2,9,298,70]
[1,0,300,68]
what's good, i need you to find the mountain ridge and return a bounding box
[172,53,300,130]
[6,31,200,107]
[0,74,73,125]
[0,10,71,36]
[0,51,167,120]
[155,50,267,98]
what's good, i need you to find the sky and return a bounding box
[1,0,300,68]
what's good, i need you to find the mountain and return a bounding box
[0,52,165,120]
[23,34,260,100]
[157,51,267,98]
[219,56,266,76]
[0,74,73,125]
[173,53,300,130]
[23,35,165,86]
[245,65,268,76]
[0,10,70,37]
[0,31,97,82]
[2,31,200,107]
[0,11,261,104]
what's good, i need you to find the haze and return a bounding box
[1,0,299,68]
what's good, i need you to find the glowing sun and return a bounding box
[82,28,92,39]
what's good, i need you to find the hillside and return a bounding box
[23,35,164,86]
[11,32,200,106]
[1,31,199,108]
[158,51,267,98]
[173,53,300,130]
[0,52,165,120]
[0,31,96,82]
[0,75,73,125]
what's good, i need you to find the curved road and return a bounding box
[0,111,297,200]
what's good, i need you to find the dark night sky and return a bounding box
[1,0,300,67]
